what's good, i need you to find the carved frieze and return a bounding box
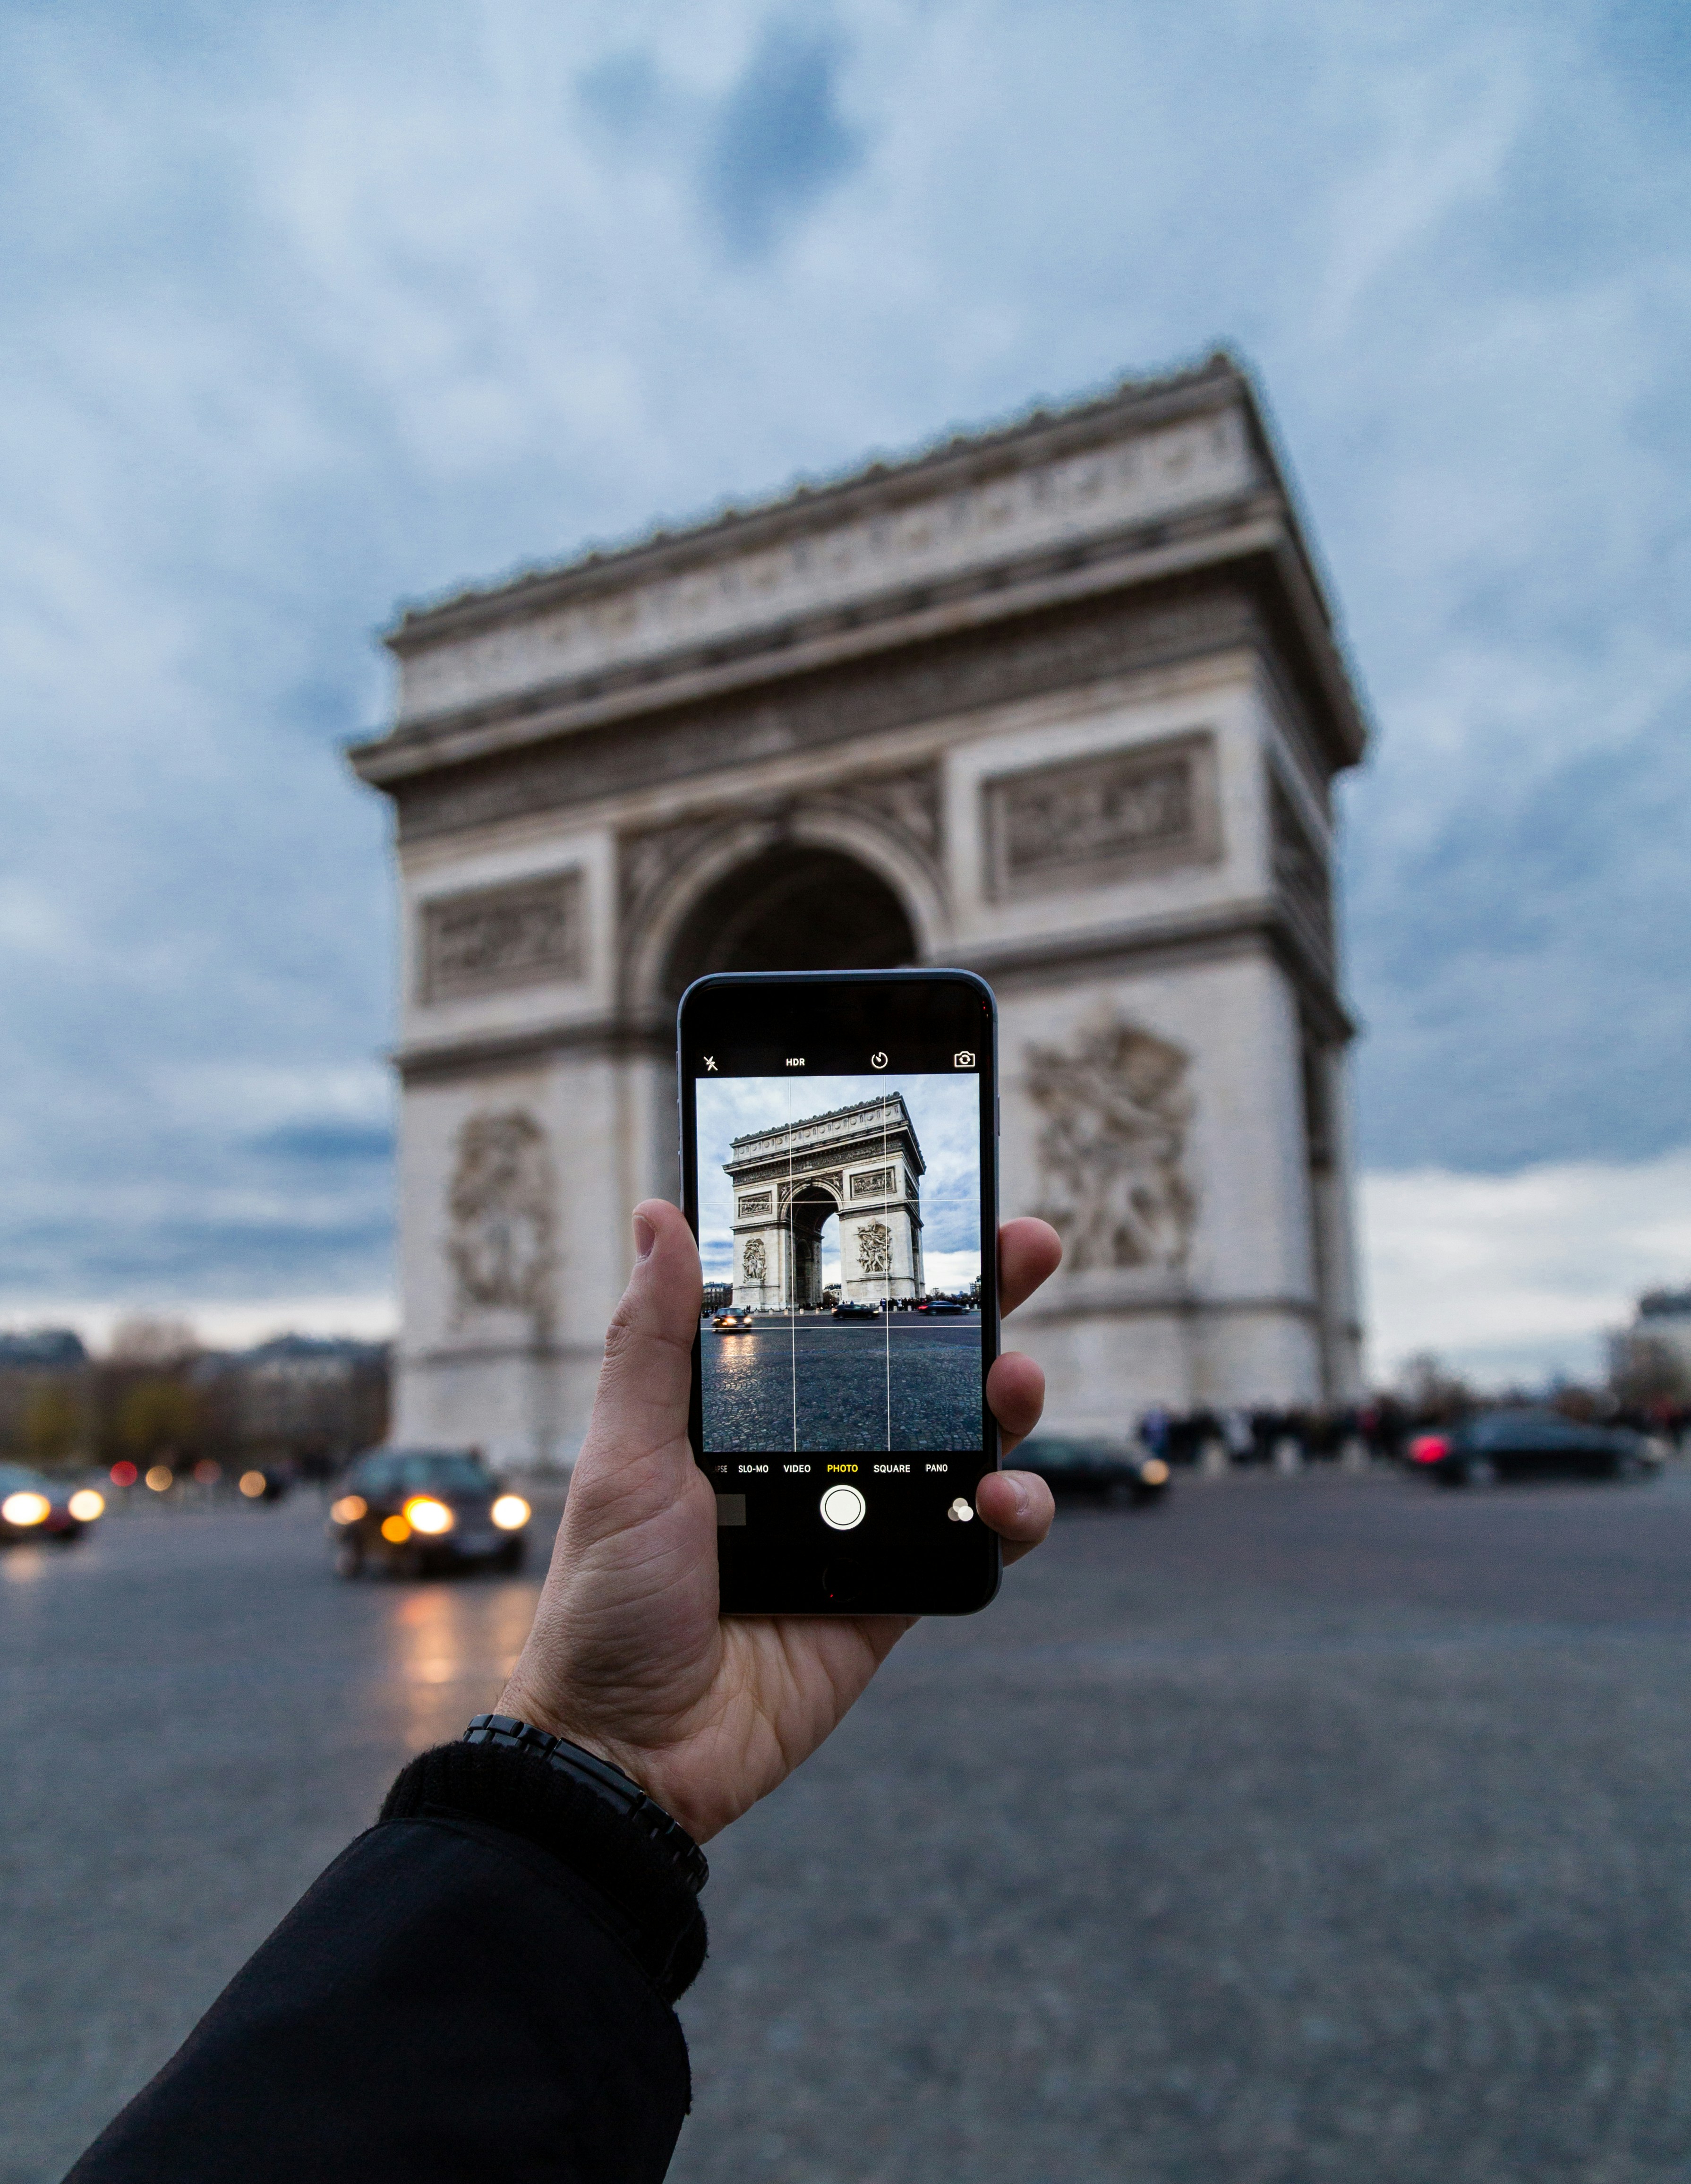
[447,1109,558,1323]
[850,1166,896,1198]
[420,871,584,1002]
[736,1191,773,1218]
[1025,1017,1196,1272]
[984,731,1219,899]
[396,589,1260,843]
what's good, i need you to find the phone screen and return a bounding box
[678,970,1000,1615]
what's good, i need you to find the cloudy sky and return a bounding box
[3,0,1687,1379]
[695,1075,982,1292]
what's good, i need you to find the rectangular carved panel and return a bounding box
[420,871,584,1003]
[850,1167,896,1198]
[737,1191,773,1218]
[983,730,1219,899]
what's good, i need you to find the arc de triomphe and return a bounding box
[350,353,1368,1468]
[727,1095,926,1310]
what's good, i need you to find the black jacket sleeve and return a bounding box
[65,1742,708,2184]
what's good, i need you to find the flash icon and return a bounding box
[702,1056,718,1072]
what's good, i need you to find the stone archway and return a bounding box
[786,1183,839,1309]
[664,843,917,1000]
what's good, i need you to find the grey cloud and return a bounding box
[700,18,866,257]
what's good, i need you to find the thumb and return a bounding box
[579,1199,701,1471]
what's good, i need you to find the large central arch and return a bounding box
[663,842,918,999]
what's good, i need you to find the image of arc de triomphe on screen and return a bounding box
[726,1094,927,1310]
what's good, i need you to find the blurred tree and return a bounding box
[117,1378,202,1461]
[22,1379,83,1467]
[1397,1350,1472,1420]
[109,1315,198,1367]
[1610,1334,1690,1408]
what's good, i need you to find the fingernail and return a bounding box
[1008,1477,1029,1520]
[633,1213,655,1261]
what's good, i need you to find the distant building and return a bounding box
[0,1329,91,1459]
[193,1335,391,1473]
[0,1328,88,1370]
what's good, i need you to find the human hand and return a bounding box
[497,1199,1062,1843]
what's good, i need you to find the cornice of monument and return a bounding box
[382,354,1251,647]
[350,354,1370,794]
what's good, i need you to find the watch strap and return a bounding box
[461,1713,709,1897]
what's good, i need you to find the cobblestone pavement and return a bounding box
[7,1468,1691,2183]
[703,1315,983,1451]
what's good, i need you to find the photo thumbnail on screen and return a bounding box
[695,1071,984,1455]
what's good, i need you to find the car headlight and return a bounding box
[1140,1458,1170,1487]
[330,1494,367,1526]
[403,1496,455,1536]
[491,1494,530,1531]
[2,1491,50,1527]
[67,1489,105,1522]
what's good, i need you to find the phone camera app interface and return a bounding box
[697,1068,982,1454]
[685,976,995,1569]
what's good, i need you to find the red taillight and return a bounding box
[1409,1434,1450,1465]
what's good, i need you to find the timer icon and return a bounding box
[869,1051,888,1069]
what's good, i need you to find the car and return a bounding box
[712,1309,753,1329]
[0,1463,104,1544]
[328,1447,532,1578]
[1013,1437,1171,1506]
[915,1297,970,1315]
[1409,1408,1660,1487]
[831,1300,881,1319]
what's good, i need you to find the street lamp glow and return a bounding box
[238,1471,267,1499]
[145,1465,174,1493]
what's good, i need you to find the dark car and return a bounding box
[832,1300,880,1319]
[0,1463,104,1544]
[328,1447,532,1578]
[1409,1408,1660,1487]
[915,1297,970,1315]
[1014,1436,1171,1506]
[712,1309,753,1329]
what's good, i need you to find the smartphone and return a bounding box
[677,968,1001,1616]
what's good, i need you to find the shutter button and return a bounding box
[820,1484,866,1530]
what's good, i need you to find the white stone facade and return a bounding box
[350,355,1370,1467]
